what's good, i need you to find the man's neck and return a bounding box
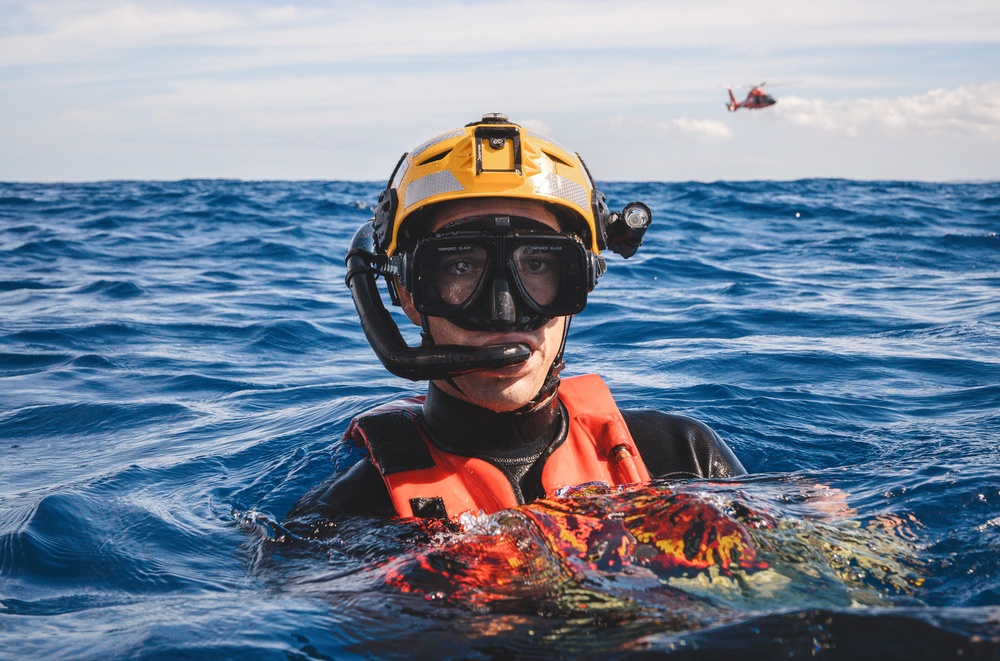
[420,381,564,461]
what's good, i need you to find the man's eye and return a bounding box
[523,257,552,273]
[448,260,474,275]
[515,250,557,276]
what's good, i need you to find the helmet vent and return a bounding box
[418,149,452,166]
[542,150,572,167]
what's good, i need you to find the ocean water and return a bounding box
[1,179,999,659]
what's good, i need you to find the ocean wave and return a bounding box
[2,179,1000,658]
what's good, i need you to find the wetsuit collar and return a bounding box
[420,381,565,462]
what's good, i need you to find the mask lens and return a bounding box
[419,243,488,311]
[510,239,587,315]
[511,244,562,307]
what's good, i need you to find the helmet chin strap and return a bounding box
[419,312,468,396]
[421,313,573,415]
[523,315,571,414]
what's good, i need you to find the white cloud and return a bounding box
[776,83,1000,140]
[674,118,733,139]
[518,118,555,136]
[2,0,999,69]
[0,4,242,66]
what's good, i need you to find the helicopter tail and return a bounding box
[726,86,739,111]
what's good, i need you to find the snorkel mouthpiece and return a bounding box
[345,222,532,381]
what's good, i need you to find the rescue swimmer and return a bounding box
[292,114,746,520]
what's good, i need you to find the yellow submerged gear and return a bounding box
[373,113,609,256]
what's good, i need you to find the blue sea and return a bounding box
[1,179,999,659]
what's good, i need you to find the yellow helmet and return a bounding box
[373,113,609,256]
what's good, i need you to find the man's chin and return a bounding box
[449,372,541,412]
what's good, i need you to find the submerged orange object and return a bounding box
[381,483,772,606]
[526,485,770,574]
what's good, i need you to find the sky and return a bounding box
[2,0,999,182]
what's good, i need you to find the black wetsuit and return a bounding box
[290,382,745,519]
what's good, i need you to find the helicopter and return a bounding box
[726,82,777,111]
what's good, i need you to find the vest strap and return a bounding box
[348,398,433,475]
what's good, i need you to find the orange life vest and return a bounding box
[346,374,651,519]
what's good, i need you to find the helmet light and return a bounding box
[605,202,652,259]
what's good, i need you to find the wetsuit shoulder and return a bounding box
[286,458,394,520]
[287,397,427,520]
[623,410,746,479]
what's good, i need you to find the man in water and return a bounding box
[293,114,744,520]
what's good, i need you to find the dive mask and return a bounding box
[388,215,606,332]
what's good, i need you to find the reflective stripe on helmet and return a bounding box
[528,172,590,211]
[404,169,464,208]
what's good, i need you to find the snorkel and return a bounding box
[345,221,532,381]
[345,114,653,382]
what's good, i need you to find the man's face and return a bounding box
[398,198,569,412]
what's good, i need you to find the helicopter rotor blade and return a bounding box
[731,80,800,89]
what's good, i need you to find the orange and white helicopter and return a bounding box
[726,82,777,111]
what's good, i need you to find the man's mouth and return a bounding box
[479,334,539,353]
